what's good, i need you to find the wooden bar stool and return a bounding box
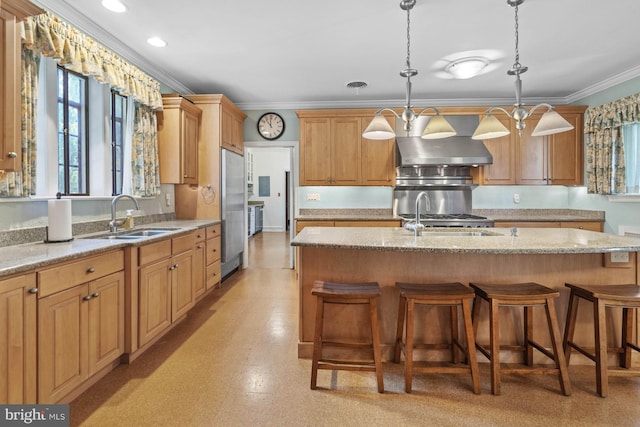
[563,283,640,397]
[470,282,571,396]
[310,280,384,393]
[393,282,481,394]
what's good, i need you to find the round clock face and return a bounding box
[257,112,285,140]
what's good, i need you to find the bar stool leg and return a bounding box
[369,298,384,393]
[394,295,407,363]
[461,298,481,394]
[563,290,579,365]
[310,296,325,390]
[545,297,571,396]
[404,299,415,393]
[621,307,633,368]
[489,298,501,395]
[451,306,460,364]
[524,306,533,365]
[594,298,608,397]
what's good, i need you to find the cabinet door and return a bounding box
[361,115,395,186]
[182,108,199,185]
[0,273,37,404]
[549,113,583,185]
[560,221,603,232]
[481,113,516,185]
[193,241,206,299]
[88,272,124,375]
[515,113,548,185]
[331,117,361,185]
[221,107,244,154]
[38,285,89,403]
[300,118,331,185]
[0,8,21,171]
[139,259,172,346]
[171,250,195,321]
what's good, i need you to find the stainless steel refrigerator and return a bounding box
[221,148,245,279]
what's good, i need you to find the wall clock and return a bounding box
[257,112,285,140]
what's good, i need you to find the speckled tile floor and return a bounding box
[69,232,640,426]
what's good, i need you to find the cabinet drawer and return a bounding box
[138,239,172,266]
[38,250,124,297]
[206,260,221,289]
[194,228,206,243]
[172,232,196,255]
[206,224,221,240]
[206,236,221,265]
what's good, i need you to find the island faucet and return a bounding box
[109,194,140,233]
[404,191,430,237]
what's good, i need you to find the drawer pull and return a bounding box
[92,292,100,298]
[87,267,95,273]
[8,152,18,159]
[169,265,175,271]
[83,295,92,301]
[28,287,38,294]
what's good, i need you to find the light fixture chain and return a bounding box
[406,4,411,68]
[513,2,521,69]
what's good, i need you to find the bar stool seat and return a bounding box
[563,283,640,397]
[470,282,571,396]
[310,280,384,393]
[394,282,481,394]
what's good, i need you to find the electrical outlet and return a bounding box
[306,193,320,201]
[610,252,629,263]
[165,193,171,206]
[513,193,520,204]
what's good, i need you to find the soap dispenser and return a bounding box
[124,209,135,229]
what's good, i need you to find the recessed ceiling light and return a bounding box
[147,37,167,48]
[101,0,126,13]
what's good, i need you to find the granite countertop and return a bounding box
[291,226,640,255]
[296,209,399,221]
[0,219,219,278]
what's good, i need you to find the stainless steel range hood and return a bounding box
[395,115,493,166]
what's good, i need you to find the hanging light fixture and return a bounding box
[471,0,574,140]
[362,0,456,140]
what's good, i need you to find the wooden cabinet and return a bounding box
[193,228,206,299]
[0,273,37,404]
[175,95,246,220]
[138,232,196,347]
[157,94,202,185]
[495,220,603,232]
[37,251,124,403]
[295,219,401,235]
[205,224,222,290]
[297,110,395,186]
[0,0,43,171]
[478,106,586,186]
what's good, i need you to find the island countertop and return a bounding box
[291,226,640,255]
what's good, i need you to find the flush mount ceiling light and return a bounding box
[444,57,490,80]
[472,0,574,140]
[362,0,456,141]
[147,37,167,48]
[101,0,127,13]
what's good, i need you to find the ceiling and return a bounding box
[33,0,640,110]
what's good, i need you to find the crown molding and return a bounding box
[566,65,640,104]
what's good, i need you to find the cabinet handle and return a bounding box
[83,295,92,301]
[197,244,203,249]
[169,265,175,271]
[92,292,100,298]
[184,174,188,178]
[174,263,179,269]
[87,267,95,273]
[28,287,38,294]
[8,152,17,159]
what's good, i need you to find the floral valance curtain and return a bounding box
[22,12,163,110]
[584,93,640,194]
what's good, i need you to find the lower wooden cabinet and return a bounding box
[495,221,603,232]
[205,224,222,290]
[295,219,401,235]
[0,273,37,404]
[193,230,206,299]
[38,271,124,403]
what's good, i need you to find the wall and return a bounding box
[247,147,291,232]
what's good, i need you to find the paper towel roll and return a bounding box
[47,199,72,242]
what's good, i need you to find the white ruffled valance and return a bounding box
[23,12,163,110]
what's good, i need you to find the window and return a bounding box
[622,123,640,194]
[57,66,89,195]
[111,90,127,195]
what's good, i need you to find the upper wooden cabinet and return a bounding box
[478,106,586,186]
[221,105,245,154]
[157,94,202,185]
[297,109,395,186]
[0,0,43,172]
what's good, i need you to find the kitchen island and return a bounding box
[292,227,640,364]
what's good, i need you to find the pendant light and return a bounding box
[471,0,574,140]
[362,0,456,140]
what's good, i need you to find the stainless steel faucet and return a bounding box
[404,191,430,237]
[109,194,140,233]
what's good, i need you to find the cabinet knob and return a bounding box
[7,152,17,159]
[92,292,100,298]
[28,287,38,294]
[87,267,95,273]
[169,265,175,271]
[83,295,92,301]
[184,174,188,178]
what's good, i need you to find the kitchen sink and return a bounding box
[124,229,178,237]
[418,230,502,237]
[82,228,180,240]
